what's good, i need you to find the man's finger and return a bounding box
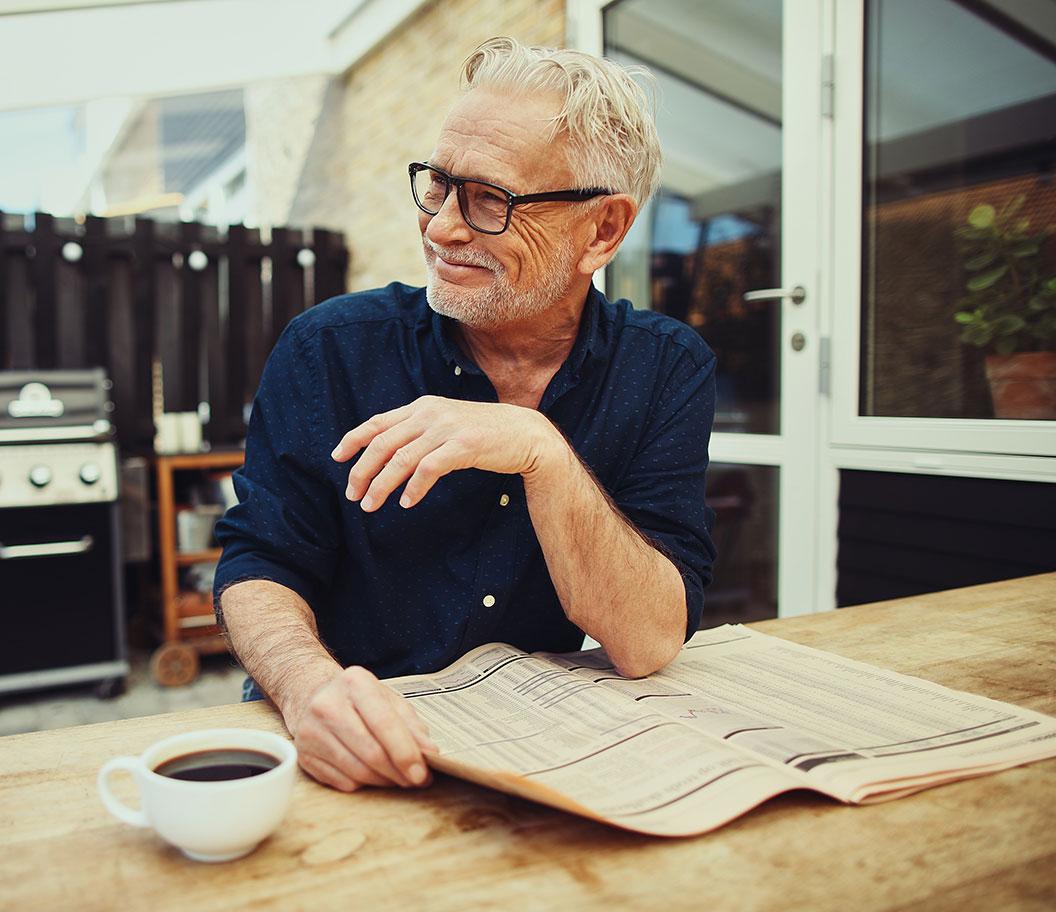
[298,725,391,788]
[331,403,416,462]
[386,691,439,752]
[349,669,430,786]
[298,752,360,792]
[345,424,424,502]
[358,437,437,512]
[399,441,468,508]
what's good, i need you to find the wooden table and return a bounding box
[2,574,1054,911]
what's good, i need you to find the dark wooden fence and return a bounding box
[0,212,348,453]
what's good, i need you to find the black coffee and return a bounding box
[154,748,281,782]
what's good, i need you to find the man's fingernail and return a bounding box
[400,494,411,508]
[360,494,374,510]
[410,763,426,784]
[346,486,358,501]
[331,447,341,460]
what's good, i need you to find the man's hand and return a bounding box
[331,396,560,510]
[288,665,438,791]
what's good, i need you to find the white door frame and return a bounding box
[568,0,832,617]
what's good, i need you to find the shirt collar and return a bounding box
[428,283,608,380]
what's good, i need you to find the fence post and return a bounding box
[31,212,58,369]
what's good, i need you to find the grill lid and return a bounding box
[0,369,113,441]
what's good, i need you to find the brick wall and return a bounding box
[246,0,565,294]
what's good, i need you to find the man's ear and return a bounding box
[576,194,638,276]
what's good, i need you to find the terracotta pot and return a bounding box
[984,351,1056,419]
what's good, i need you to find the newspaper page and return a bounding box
[544,625,1056,803]
[387,642,807,836]
[386,627,1056,835]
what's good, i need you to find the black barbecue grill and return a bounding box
[0,369,128,696]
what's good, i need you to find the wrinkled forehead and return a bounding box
[429,88,573,193]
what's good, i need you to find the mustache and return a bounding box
[423,240,504,274]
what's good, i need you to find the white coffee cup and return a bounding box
[97,728,297,863]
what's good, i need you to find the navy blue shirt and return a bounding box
[214,282,716,678]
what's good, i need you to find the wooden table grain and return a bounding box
[2,574,1054,912]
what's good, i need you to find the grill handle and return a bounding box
[0,535,94,560]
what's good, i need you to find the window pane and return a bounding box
[861,0,1056,420]
[704,463,778,626]
[604,0,783,434]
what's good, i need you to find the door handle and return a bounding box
[744,285,806,305]
[0,535,94,560]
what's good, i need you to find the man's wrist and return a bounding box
[274,658,343,735]
[521,412,573,489]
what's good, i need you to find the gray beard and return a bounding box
[424,237,578,329]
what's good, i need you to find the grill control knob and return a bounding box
[29,465,52,488]
[80,463,102,485]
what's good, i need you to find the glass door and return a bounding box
[572,0,828,620]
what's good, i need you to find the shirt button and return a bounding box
[499,493,510,507]
[482,594,496,608]
[454,365,462,376]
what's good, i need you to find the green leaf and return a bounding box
[1011,242,1040,258]
[1028,296,1052,312]
[962,324,993,347]
[966,265,1008,291]
[994,315,1026,335]
[954,225,990,241]
[968,205,996,229]
[964,251,996,270]
[953,311,976,324]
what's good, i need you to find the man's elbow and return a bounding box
[610,622,685,679]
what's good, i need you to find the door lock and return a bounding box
[790,332,807,352]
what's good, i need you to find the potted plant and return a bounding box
[953,194,1056,419]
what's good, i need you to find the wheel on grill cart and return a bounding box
[150,641,200,686]
[95,677,126,699]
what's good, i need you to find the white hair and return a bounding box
[461,37,662,208]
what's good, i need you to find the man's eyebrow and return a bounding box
[428,160,514,190]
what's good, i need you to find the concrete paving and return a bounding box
[0,650,246,737]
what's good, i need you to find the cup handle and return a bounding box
[98,756,149,827]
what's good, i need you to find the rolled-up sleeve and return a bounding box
[612,345,717,638]
[213,320,341,609]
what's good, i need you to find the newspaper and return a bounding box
[386,625,1056,836]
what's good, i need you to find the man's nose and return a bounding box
[425,188,475,245]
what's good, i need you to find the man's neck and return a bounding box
[452,281,592,409]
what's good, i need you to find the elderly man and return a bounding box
[214,37,716,794]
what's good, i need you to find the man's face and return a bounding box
[420,89,586,329]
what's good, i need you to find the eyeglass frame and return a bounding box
[408,161,611,236]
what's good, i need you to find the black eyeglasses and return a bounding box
[408,162,610,235]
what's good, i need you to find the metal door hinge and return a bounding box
[819,336,832,396]
[821,53,834,118]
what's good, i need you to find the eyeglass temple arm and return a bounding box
[513,189,610,204]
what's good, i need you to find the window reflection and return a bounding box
[704,463,778,626]
[605,0,783,434]
[861,0,1056,420]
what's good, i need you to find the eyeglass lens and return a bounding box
[413,167,509,232]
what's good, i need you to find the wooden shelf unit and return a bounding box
[153,450,244,684]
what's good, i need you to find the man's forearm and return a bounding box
[218,579,342,732]
[522,428,687,678]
